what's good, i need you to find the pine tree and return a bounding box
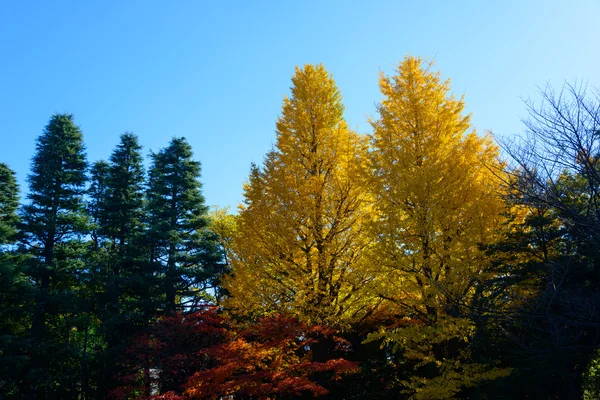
[146,137,221,314]
[101,132,145,247]
[89,133,148,397]
[98,133,146,321]
[223,64,375,327]
[20,113,89,398]
[88,160,110,249]
[0,163,19,244]
[0,163,31,398]
[367,56,508,398]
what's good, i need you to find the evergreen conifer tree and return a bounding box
[0,163,19,244]
[20,113,88,398]
[88,160,110,249]
[89,133,148,397]
[146,137,220,314]
[0,163,31,398]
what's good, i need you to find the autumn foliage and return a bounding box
[223,64,376,326]
[4,55,600,399]
[184,314,358,399]
[113,309,358,400]
[112,307,227,399]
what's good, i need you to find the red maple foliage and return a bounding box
[183,314,358,399]
[113,310,358,399]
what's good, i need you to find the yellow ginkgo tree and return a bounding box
[367,56,510,399]
[223,64,378,326]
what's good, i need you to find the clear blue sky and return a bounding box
[1,1,599,210]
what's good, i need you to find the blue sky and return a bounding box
[1,1,599,209]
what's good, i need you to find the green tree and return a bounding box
[88,161,110,249]
[100,132,145,247]
[0,163,31,398]
[95,133,146,324]
[0,163,19,244]
[146,137,221,314]
[89,133,149,398]
[20,113,89,398]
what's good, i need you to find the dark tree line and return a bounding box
[0,114,223,399]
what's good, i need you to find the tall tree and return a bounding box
[146,137,221,314]
[367,56,508,398]
[96,133,146,322]
[90,133,148,398]
[20,113,89,398]
[100,132,145,247]
[223,64,376,327]
[0,163,31,398]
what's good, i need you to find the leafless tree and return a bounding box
[502,81,600,235]
[484,82,600,399]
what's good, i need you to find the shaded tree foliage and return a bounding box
[146,137,222,313]
[479,82,600,399]
[90,133,150,398]
[0,163,31,398]
[115,309,358,400]
[20,113,89,398]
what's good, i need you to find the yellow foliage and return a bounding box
[208,206,237,267]
[223,64,378,325]
[367,315,511,399]
[369,55,505,314]
[223,58,511,396]
[368,56,509,397]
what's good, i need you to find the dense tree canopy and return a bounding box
[146,137,222,313]
[19,113,89,398]
[366,56,509,399]
[0,60,599,400]
[0,163,30,398]
[223,64,376,326]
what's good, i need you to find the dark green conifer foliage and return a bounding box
[146,137,221,314]
[91,133,148,397]
[101,133,145,246]
[81,160,112,399]
[0,163,31,398]
[20,113,88,398]
[0,163,19,244]
[88,160,110,249]
[96,134,147,317]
